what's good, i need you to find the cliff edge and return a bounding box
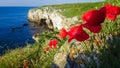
[28,7,79,30]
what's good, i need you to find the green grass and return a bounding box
[0,0,120,68]
[51,2,105,18]
[40,2,106,18]
[40,0,120,18]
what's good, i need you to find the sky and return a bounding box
[0,0,105,6]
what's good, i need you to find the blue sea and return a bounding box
[0,7,38,55]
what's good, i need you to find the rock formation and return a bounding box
[28,7,79,30]
[32,33,40,42]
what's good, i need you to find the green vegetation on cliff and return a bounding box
[40,0,119,18]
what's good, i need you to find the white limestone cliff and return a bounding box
[28,7,79,30]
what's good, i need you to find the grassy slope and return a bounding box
[41,1,105,18]
[0,0,120,68]
[41,0,120,18]
[48,2,105,18]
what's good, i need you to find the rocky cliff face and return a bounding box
[28,7,79,30]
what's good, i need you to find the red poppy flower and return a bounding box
[68,24,89,42]
[105,4,119,14]
[23,60,28,68]
[83,23,102,33]
[68,25,80,42]
[82,9,105,33]
[105,4,120,20]
[57,28,67,39]
[82,10,105,26]
[45,47,50,51]
[49,39,58,49]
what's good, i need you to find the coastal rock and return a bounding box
[51,52,70,68]
[9,23,28,31]
[32,33,39,42]
[51,41,70,68]
[22,23,28,27]
[10,27,23,31]
[28,7,79,30]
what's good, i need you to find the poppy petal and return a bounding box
[104,4,120,20]
[83,23,102,33]
[53,45,57,49]
[49,39,58,48]
[45,47,50,51]
[68,24,89,42]
[75,30,89,42]
[82,10,105,25]
[57,28,67,39]
[68,25,80,42]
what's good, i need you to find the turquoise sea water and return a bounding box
[0,7,36,55]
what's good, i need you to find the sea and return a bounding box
[0,7,40,55]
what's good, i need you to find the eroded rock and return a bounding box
[28,7,79,30]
